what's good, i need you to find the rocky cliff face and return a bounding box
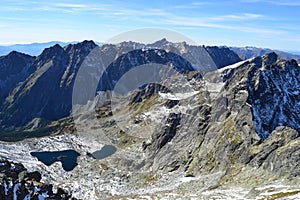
[247,53,300,138]
[178,53,300,179]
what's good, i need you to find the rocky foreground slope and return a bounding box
[0,160,76,199]
[0,41,299,199]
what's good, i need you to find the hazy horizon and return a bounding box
[1,39,300,56]
[1,0,300,52]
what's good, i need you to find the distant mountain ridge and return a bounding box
[229,46,300,63]
[2,41,299,64]
[0,41,102,56]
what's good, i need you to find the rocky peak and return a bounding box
[5,50,31,58]
[37,44,64,62]
[150,38,169,47]
[262,52,278,66]
[64,40,97,54]
[46,43,63,52]
[0,51,34,78]
[0,51,35,104]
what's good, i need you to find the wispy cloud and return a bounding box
[172,1,211,9]
[54,3,87,9]
[242,0,300,6]
[162,16,285,35]
[111,8,170,18]
[37,2,112,13]
[114,9,278,35]
[0,0,283,37]
[1,0,298,50]
[0,1,113,13]
[209,13,264,21]
[52,3,112,11]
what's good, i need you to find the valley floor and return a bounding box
[0,134,299,199]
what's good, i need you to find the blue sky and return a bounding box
[0,0,299,51]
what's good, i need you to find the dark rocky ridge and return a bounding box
[149,39,242,71]
[97,49,196,91]
[0,160,76,199]
[0,41,97,128]
[0,51,35,105]
[0,39,240,133]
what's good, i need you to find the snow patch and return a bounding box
[13,183,21,200]
[158,91,199,100]
[217,58,254,73]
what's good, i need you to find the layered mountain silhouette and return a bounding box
[0,40,240,131]
[0,39,299,145]
[0,41,77,56]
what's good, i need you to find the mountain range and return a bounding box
[230,46,300,63]
[0,41,102,56]
[0,40,241,136]
[1,41,299,63]
[0,40,299,199]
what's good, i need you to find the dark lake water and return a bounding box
[91,145,117,159]
[30,150,80,171]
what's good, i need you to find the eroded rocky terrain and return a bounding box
[0,41,299,199]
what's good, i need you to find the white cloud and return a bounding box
[209,13,264,21]
[162,16,285,35]
[242,0,300,6]
[54,3,87,8]
[172,1,211,9]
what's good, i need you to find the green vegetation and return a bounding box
[143,173,161,186]
[0,125,60,142]
[267,190,300,199]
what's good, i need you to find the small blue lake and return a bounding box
[91,145,117,159]
[30,150,80,171]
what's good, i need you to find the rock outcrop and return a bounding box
[0,160,76,200]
